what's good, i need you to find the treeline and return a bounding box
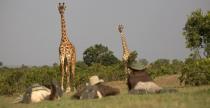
[0,62,125,95]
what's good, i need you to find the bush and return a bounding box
[147,59,180,78]
[0,66,60,95]
[74,62,125,88]
[179,58,210,86]
[0,62,124,95]
[83,44,120,66]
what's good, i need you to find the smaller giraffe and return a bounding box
[58,2,76,93]
[118,24,130,74]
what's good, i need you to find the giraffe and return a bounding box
[118,24,130,75]
[57,2,76,93]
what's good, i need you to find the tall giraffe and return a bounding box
[118,24,130,74]
[58,2,76,93]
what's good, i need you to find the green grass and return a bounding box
[0,75,210,108]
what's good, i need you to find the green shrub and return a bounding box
[0,63,124,95]
[74,63,125,88]
[147,59,181,78]
[179,58,210,86]
[0,66,60,95]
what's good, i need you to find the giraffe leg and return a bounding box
[124,62,128,74]
[70,53,76,91]
[60,56,65,91]
[124,61,129,81]
[65,57,71,93]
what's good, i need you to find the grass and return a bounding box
[0,75,210,108]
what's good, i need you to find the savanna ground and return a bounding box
[0,75,210,108]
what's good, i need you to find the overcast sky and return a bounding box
[0,0,210,66]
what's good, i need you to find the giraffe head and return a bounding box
[118,24,124,33]
[58,2,66,14]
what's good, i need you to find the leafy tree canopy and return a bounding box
[127,51,138,66]
[183,9,210,57]
[83,44,119,66]
[0,61,2,67]
[138,58,149,65]
[153,59,170,66]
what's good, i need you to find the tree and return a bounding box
[138,58,149,65]
[127,51,138,66]
[76,61,88,69]
[53,62,58,67]
[153,59,170,65]
[189,49,201,60]
[172,59,183,65]
[83,44,119,66]
[21,64,28,68]
[171,59,184,74]
[0,61,2,67]
[149,59,172,77]
[183,9,210,57]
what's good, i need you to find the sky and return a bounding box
[0,0,210,66]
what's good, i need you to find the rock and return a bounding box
[134,81,163,93]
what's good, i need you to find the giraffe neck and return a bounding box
[60,14,70,43]
[120,32,130,60]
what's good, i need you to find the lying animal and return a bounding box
[127,62,177,94]
[127,68,153,91]
[14,80,62,103]
[73,75,120,99]
[73,83,120,99]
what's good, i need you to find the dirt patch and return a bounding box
[104,81,127,91]
[104,75,181,90]
[154,74,181,88]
